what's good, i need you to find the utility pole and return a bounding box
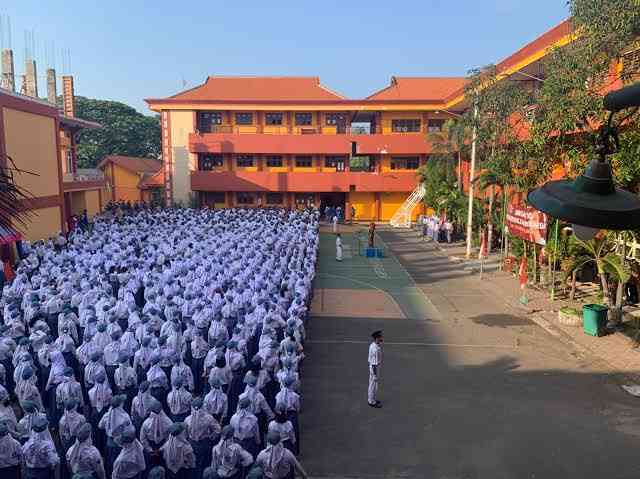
[466,105,478,259]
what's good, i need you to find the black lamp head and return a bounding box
[527,159,640,230]
[528,82,640,232]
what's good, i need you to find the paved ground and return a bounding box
[300,227,640,479]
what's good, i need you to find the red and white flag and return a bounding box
[479,230,487,259]
[518,255,527,290]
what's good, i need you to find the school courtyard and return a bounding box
[300,226,640,479]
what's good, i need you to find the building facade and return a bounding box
[145,76,468,221]
[99,155,163,204]
[0,86,105,242]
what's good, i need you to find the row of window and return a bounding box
[391,119,444,133]
[203,192,304,205]
[197,111,445,132]
[198,154,421,170]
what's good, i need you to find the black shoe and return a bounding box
[368,401,382,408]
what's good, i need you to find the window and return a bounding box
[349,156,371,172]
[392,119,421,133]
[295,156,313,168]
[198,154,224,171]
[266,193,284,204]
[428,119,445,133]
[295,113,312,126]
[295,193,314,206]
[391,156,420,170]
[266,156,283,168]
[235,112,253,125]
[325,156,347,170]
[236,193,255,204]
[66,149,73,173]
[197,111,223,132]
[325,113,344,125]
[236,155,254,167]
[265,113,283,125]
[203,192,225,204]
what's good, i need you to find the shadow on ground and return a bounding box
[300,316,640,479]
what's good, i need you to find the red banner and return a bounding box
[506,204,548,245]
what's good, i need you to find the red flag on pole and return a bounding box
[518,255,527,290]
[479,230,487,259]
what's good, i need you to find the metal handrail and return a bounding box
[194,125,402,135]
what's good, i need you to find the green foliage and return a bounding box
[561,234,631,307]
[462,65,537,190]
[610,128,640,192]
[62,96,161,168]
[532,0,640,177]
[560,306,581,316]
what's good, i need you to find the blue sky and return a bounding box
[2,1,568,114]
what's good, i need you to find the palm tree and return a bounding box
[427,119,470,191]
[562,234,630,322]
[0,154,35,230]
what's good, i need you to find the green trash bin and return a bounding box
[583,304,608,337]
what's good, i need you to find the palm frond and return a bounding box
[0,154,37,230]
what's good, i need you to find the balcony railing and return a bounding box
[195,125,397,135]
[63,169,105,183]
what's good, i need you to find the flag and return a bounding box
[518,255,527,290]
[479,230,487,259]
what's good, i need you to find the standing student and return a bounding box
[254,431,309,479]
[66,423,106,479]
[22,416,59,479]
[112,427,146,479]
[331,214,338,233]
[368,223,376,248]
[335,234,343,262]
[0,422,21,479]
[367,330,383,408]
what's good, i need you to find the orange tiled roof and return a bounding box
[98,155,162,174]
[367,77,468,101]
[169,76,345,102]
[138,169,165,189]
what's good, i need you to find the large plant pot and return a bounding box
[583,304,608,336]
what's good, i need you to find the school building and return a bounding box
[99,155,164,204]
[145,76,469,221]
[0,66,106,242]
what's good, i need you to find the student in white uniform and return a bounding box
[367,330,383,408]
[335,234,343,262]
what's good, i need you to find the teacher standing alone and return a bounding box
[368,330,383,408]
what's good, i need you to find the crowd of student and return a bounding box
[0,206,318,479]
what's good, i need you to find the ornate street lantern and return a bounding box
[528,82,640,239]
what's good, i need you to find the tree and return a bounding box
[532,0,640,177]
[0,155,36,230]
[562,234,630,322]
[460,65,534,254]
[62,96,161,168]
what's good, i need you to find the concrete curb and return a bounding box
[504,299,640,383]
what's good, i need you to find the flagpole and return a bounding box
[519,242,528,305]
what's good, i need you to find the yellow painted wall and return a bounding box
[85,190,101,217]
[3,107,60,197]
[349,192,376,220]
[380,192,420,221]
[18,206,62,241]
[113,164,141,203]
[70,191,86,215]
[170,110,195,204]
